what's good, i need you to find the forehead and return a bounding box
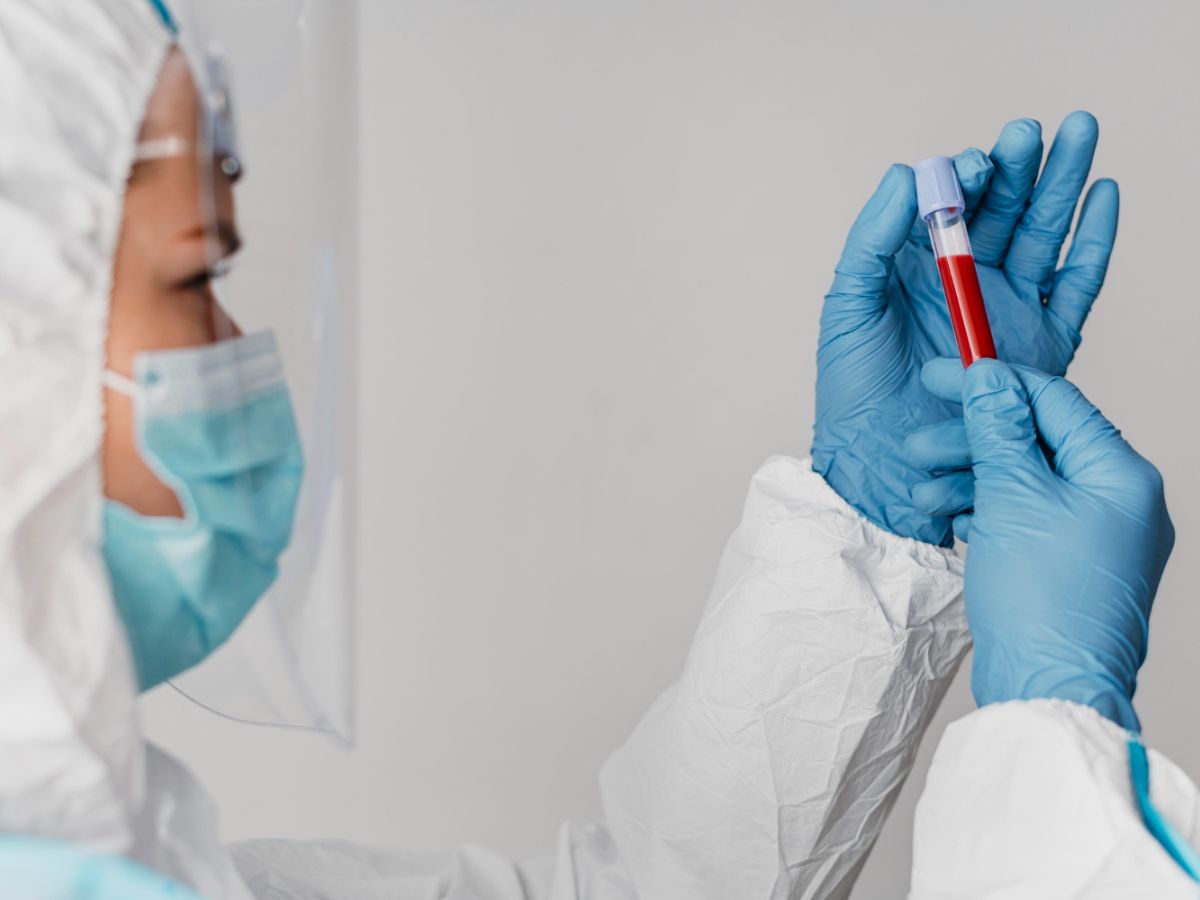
[140,49,203,143]
[126,47,240,260]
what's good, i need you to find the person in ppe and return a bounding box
[0,0,300,895]
[0,2,1133,898]
[901,357,1196,897]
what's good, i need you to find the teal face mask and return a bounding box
[102,332,304,691]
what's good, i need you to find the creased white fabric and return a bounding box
[135,746,257,899]
[229,457,970,899]
[0,0,169,851]
[231,824,620,900]
[0,3,260,894]
[598,456,969,900]
[911,699,1200,899]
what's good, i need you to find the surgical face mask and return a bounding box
[102,331,304,691]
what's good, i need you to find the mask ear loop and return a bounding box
[103,370,140,397]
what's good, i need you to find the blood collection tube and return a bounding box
[914,156,997,367]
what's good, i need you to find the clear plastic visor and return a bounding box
[129,0,358,743]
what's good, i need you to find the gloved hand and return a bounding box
[813,111,1118,545]
[0,837,200,899]
[906,358,1174,732]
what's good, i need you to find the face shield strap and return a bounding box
[134,136,190,162]
[133,137,242,181]
[147,0,179,35]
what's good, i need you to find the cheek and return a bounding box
[101,387,185,518]
[102,226,196,518]
[108,230,217,367]
[110,284,216,361]
[101,389,136,492]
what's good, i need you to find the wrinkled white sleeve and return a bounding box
[224,457,969,900]
[597,456,969,900]
[911,699,1200,900]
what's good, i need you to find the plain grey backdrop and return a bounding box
[144,0,1200,894]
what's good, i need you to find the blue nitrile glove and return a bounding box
[813,111,1118,546]
[0,838,201,899]
[907,358,1174,732]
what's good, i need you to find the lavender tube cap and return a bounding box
[914,156,965,221]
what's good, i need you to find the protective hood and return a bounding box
[0,0,168,850]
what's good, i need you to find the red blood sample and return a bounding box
[935,254,997,367]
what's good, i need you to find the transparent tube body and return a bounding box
[926,208,997,367]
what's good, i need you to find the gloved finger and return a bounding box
[1008,365,1134,484]
[1004,110,1100,295]
[1046,178,1119,343]
[904,418,970,471]
[824,164,916,326]
[961,359,1048,473]
[912,470,976,517]
[952,513,973,542]
[968,118,1043,267]
[919,356,967,403]
[907,148,994,248]
[958,148,995,214]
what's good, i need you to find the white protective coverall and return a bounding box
[1,2,1197,898]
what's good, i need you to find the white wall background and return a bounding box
[144,1,1200,895]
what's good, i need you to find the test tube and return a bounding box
[914,156,997,367]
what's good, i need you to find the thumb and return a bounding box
[962,359,1049,478]
[822,164,916,333]
[1007,366,1133,485]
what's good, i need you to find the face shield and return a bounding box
[129,0,357,744]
